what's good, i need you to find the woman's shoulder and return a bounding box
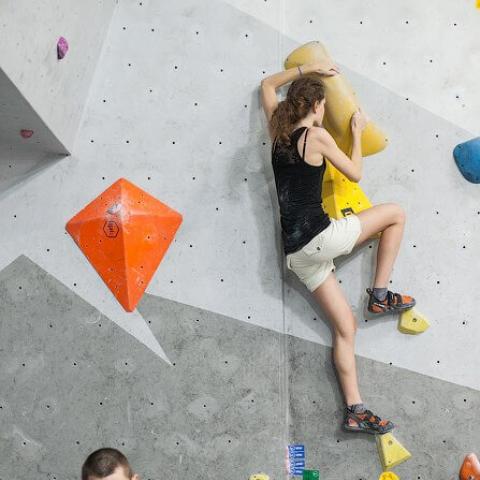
[308,125,333,145]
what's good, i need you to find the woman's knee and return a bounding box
[385,202,406,225]
[334,315,358,341]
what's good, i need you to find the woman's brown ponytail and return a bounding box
[270,72,326,146]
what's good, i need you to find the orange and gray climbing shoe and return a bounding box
[366,288,416,314]
[343,408,395,435]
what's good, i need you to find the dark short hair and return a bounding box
[81,448,133,480]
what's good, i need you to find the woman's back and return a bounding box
[271,126,330,254]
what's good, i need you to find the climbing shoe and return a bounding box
[366,288,416,314]
[343,408,395,435]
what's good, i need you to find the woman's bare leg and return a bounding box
[310,203,406,405]
[354,203,406,288]
[312,271,361,405]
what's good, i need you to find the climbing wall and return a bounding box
[0,0,479,478]
[0,0,116,199]
[0,256,286,480]
[0,0,117,152]
[0,68,68,195]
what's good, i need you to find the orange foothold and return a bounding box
[66,177,183,312]
[460,453,480,480]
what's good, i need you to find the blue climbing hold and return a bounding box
[453,137,480,184]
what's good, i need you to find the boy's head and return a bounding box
[81,448,139,480]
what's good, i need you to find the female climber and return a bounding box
[260,62,416,435]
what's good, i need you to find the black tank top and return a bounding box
[271,126,331,255]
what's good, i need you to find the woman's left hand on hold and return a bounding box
[308,61,340,76]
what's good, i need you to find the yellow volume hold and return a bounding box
[376,433,412,470]
[322,160,373,219]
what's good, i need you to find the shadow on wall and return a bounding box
[0,151,66,202]
[226,88,285,301]
[0,68,69,200]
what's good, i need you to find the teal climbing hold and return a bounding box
[453,137,480,184]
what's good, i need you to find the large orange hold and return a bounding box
[66,178,183,312]
[460,453,480,480]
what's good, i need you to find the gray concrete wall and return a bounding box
[0,255,287,480]
[0,0,117,153]
[1,255,478,479]
[0,68,67,196]
[0,0,479,478]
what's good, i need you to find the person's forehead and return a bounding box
[97,466,131,480]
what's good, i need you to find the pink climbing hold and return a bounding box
[57,36,69,59]
[20,129,34,139]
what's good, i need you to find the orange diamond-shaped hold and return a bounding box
[66,178,183,312]
[460,453,480,480]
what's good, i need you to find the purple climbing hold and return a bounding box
[57,36,69,60]
[20,129,34,139]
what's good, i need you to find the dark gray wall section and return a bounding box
[288,335,480,479]
[1,255,479,478]
[0,255,285,480]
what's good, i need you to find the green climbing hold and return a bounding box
[303,470,320,480]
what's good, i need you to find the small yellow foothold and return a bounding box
[249,474,270,480]
[376,433,412,470]
[398,307,430,335]
[379,472,400,480]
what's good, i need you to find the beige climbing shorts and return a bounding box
[286,214,362,292]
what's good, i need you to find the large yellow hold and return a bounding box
[284,41,388,220]
[284,41,387,156]
[376,433,412,470]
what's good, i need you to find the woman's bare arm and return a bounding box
[260,62,339,141]
[305,125,364,182]
[260,66,306,140]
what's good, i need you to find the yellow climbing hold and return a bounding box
[322,160,373,219]
[477,0,480,8]
[398,308,430,335]
[249,475,270,480]
[379,472,400,480]
[376,433,412,470]
[284,41,388,157]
